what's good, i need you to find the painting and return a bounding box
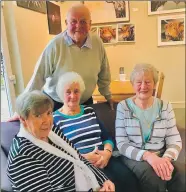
[16,1,47,14]
[117,23,135,42]
[148,1,186,15]
[84,1,129,24]
[46,1,62,35]
[98,25,117,44]
[158,14,185,46]
[90,27,98,35]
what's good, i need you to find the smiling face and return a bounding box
[63,82,81,109]
[21,108,53,141]
[132,71,156,101]
[66,6,91,46]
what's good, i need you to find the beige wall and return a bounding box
[3,1,185,107]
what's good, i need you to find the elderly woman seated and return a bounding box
[53,72,139,192]
[7,90,115,192]
[115,63,185,192]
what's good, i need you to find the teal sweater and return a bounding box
[25,31,111,103]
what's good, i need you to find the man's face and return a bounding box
[66,8,91,45]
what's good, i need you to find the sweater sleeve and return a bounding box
[162,102,182,161]
[79,155,108,186]
[52,124,108,186]
[7,155,54,192]
[97,38,112,100]
[24,41,55,93]
[115,102,146,161]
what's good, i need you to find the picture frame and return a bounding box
[98,25,117,44]
[16,1,47,14]
[158,14,185,46]
[148,1,186,15]
[117,23,135,42]
[46,1,62,35]
[84,1,129,24]
[90,27,98,35]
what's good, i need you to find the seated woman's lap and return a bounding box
[100,156,139,192]
[120,156,185,192]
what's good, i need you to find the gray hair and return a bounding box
[56,72,85,102]
[16,90,54,119]
[130,63,158,85]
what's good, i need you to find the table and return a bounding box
[93,80,135,103]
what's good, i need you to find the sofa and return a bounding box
[1,102,185,192]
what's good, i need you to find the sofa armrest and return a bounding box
[1,148,12,192]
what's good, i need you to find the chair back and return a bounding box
[154,72,165,99]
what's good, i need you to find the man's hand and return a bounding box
[7,112,19,122]
[99,180,115,192]
[143,151,174,181]
[107,98,114,110]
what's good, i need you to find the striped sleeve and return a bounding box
[79,155,108,186]
[53,124,108,185]
[115,102,146,161]
[7,155,53,192]
[163,102,182,161]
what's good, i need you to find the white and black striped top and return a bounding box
[7,126,107,192]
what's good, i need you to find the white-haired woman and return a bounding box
[53,72,139,192]
[115,63,185,192]
[7,90,115,192]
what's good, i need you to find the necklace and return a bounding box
[142,112,151,128]
[134,97,154,128]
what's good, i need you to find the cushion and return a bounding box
[89,102,118,147]
[1,148,12,192]
[1,121,20,156]
[1,121,20,192]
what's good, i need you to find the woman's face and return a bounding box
[63,82,81,109]
[22,107,53,141]
[132,71,156,101]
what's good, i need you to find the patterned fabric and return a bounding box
[53,106,114,154]
[7,126,107,192]
[115,99,182,161]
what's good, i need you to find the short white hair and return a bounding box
[130,63,158,85]
[56,72,85,102]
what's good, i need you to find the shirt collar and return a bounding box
[63,30,92,49]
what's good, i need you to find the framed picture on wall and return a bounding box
[16,1,47,14]
[148,1,186,15]
[90,27,98,35]
[46,1,62,35]
[83,1,129,24]
[117,23,135,42]
[158,14,185,46]
[98,25,117,44]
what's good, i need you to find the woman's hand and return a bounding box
[143,152,174,181]
[94,150,112,169]
[81,151,101,165]
[99,180,115,192]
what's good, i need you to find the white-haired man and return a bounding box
[11,4,113,117]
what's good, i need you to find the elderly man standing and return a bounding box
[22,4,113,111]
